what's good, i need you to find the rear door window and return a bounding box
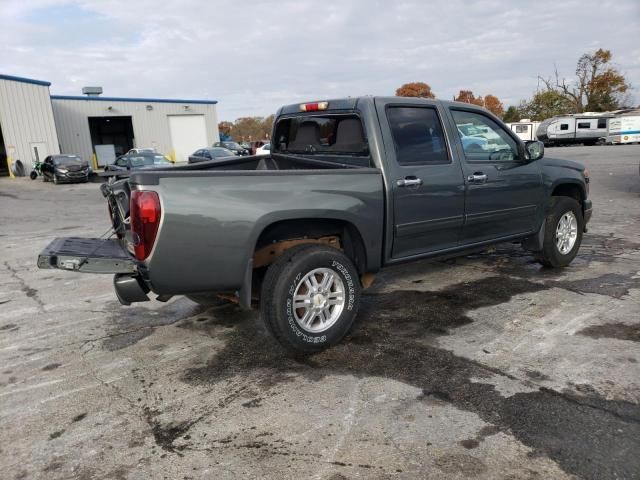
[386,107,449,165]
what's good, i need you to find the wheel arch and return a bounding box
[252,217,369,275]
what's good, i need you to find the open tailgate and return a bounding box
[37,237,137,274]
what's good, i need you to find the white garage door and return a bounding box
[168,115,207,163]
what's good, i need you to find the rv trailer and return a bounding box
[507,119,541,141]
[536,113,613,146]
[607,109,640,144]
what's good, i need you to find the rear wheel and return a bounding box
[536,196,583,267]
[261,244,360,354]
[30,171,37,180]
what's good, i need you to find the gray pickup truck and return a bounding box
[38,97,592,353]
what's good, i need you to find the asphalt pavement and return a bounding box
[0,145,639,479]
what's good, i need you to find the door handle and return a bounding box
[467,173,488,184]
[397,177,423,187]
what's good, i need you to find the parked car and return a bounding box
[213,141,249,156]
[255,143,271,156]
[249,140,269,155]
[38,97,592,355]
[126,148,157,155]
[41,154,90,184]
[104,153,173,179]
[188,147,236,164]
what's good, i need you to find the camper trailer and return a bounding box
[607,110,640,144]
[507,119,541,141]
[536,113,612,146]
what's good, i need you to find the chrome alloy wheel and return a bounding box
[555,211,578,255]
[292,268,345,333]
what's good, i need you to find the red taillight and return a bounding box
[130,191,161,261]
[299,101,328,112]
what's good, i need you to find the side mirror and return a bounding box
[525,140,544,161]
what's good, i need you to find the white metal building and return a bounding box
[0,72,220,176]
[51,95,219,165]
[0,74,60,176]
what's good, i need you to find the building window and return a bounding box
[515,125,529,133]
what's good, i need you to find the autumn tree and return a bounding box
[395,82,435,98]
[218,121,234,139]
[455,90,484,106]
[483,94,504,117]
[542,48,630,112]
[454,90,504,116]
[502,106,520,122]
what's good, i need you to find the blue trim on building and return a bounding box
[50,95,217,105]
[0,74,51,87]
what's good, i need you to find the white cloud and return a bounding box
[1,0,638,119]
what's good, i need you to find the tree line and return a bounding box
[395,48,631,123]
[219,48,631,136]
[218,115,274,143]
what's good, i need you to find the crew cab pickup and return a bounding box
[38,97,592,353]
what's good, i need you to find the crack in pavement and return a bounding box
[3,261,45,311]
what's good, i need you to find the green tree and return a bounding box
[395,82,436,98]
[518,89,575,121]
[502,106,520,122]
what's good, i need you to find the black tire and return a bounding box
[53,174,59,185]
[185,294,233,307]
[30,171,37,180]
[536,196,584,267]
[261,244,361,354]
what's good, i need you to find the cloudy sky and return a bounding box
[1,0,638,120]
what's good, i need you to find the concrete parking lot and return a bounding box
[1,145,639,480]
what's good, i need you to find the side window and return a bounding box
[597,118,607,129]
[451,109,519,162]
[560,124,569,131]
[386,106,449,165]
[577,122,590,129]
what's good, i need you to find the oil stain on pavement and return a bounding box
[179,275,640,480]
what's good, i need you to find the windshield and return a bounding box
[458,124,486,137]
[210,148,234,158]
[222,142,241,149]
[54,156,82,165]
[129,154,171,167]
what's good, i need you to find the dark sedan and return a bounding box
[42,154,90,185]
[188,147,236,164]
[106,152,173,171]
[104,153,173,179]
[213,141,249,156]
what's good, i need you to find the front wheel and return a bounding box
[261,245,361,354]
[536,196,584,267]
[53,174,59,185]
